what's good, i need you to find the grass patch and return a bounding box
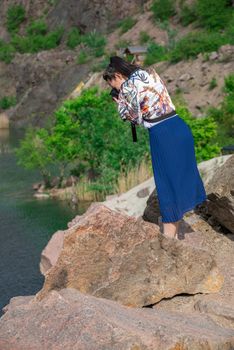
[117,17,137,34]
[6,4,26,33]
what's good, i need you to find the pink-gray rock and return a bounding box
[205,155,234,233]
[0,287,234,350]
[39,230,65,275]
[34,204,223,307]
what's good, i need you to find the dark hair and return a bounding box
[102,56,143,82]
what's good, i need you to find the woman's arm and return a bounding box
[116,79,143,125]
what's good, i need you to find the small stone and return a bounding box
[209,52,219,60]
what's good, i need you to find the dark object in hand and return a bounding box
[110,87,137,142]
[110,88,119,100]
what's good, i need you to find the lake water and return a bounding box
[0,127,92,317]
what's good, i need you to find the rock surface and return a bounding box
[1,287,234,350]
[204,155,234,233]
[35,204,223,307]
[152,212,234,331]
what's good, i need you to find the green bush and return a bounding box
[82,30,106,57]
[139,31,151,45]
[6,4,26,33]
[195,0,232,30]
[0,95,17,109]
[225,13,234,45]
[179,3,197,26]
[151,0,176,22]
[0,39,15,63]
[15,86,149,194]
[77,50,90,64]
[209,77,218,90]
[10,26,64,53]
[207,73,234,146]
[117,17,137,34]
[66,27,82,49]
[144,41,168,65]
[169,31,227,62]
[173,99,221,162]
[91,57,110,72]
[26,20,48,36]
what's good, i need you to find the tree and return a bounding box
[15,126,53,188]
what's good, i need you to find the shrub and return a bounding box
[26,19,48,36]
[15,86,149,195]
[207,73,234,146]
[209,77,218,90]
[0,95,17,109]
[225,13,234,45]
[6,4,26,33]
[91,57,109,72]
[77,50,89,64]
[151,0,176,22]
[117,17,137,34]
[10,26,64,53]
[173,98,221,162]
[0,39,15,63]
[169,31,227,62]
[144,41,168,65]
[195,0,233,30]
[179,3,197,26]
[66,27,82,49]
[139,31,151,44]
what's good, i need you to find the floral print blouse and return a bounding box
[117,67,176,128]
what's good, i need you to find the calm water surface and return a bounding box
[0,127,91,317]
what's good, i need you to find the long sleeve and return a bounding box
[117,79,143,125]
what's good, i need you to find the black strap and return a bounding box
[142,110,177,123]
[130,110,177,142]
[131,123,137,142]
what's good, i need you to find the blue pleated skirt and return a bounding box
[148,114,207,223]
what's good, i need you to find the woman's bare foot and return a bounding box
[163,220,180,239]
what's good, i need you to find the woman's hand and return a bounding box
[112,96,119,103]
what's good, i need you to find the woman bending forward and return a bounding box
[103,56,207,239]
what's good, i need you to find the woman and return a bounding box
[102,56,207,239]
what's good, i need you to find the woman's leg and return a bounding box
[163,220,180,239]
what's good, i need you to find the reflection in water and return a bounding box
[0,126,92,317]
[0,128,11,155]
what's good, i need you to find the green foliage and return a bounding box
[26,19,48,36]
[0,95,17,109]
[114,39,131,50]
[139,31,151,45]
[117,17,137,34]
[151,0,176,22]
[209,77,218,90]
[174,99,221,162]
[66,27,82,49]
[10,25,64,53]
[15,86,149,193]
[207,73,234,146]
[91,57,110,72]
[82,30,106,57]
[15,126,53,187]
[6,4,26,33]
[179,3,197,26]
[0,39,16,63]
[226,13,234,44]
[68,29,106,57]
[195,0,232,30]
[144,41,168,65]
[169,31,226,62]
[76,50,90,64]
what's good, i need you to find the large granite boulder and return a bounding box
[1,287,234,350]
[152,211,234,331]
[34,204,223,307]
[204,154,234,233]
